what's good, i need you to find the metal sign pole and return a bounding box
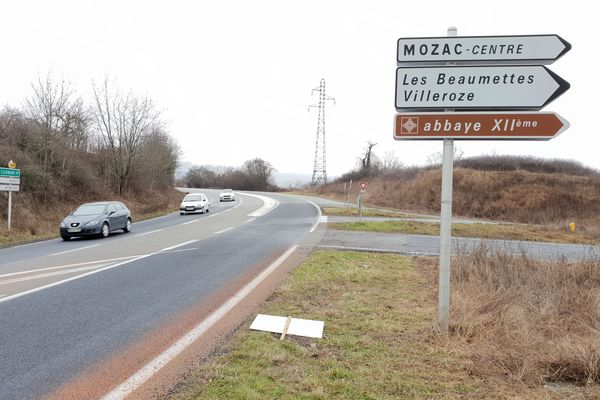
[438,26,457,332]
[8,190,12,230]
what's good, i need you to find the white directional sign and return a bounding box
[395,65,569,111]
[397,35,571,65]
[0,177,20,185]
[0,184,19,192]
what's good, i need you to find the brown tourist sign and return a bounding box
[393,112,569,140]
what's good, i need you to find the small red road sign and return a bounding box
[360,182,368,191]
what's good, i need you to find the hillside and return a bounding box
[312,156,600,232]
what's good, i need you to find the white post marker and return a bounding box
[439,26,457,332]
[8,191,12,230]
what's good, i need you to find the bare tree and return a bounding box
[426,146,464,166]
[380,150,404,174]
[360,141,377,170]
[92,78,161,194]
[25,72,88,172]
[242,158,275,190]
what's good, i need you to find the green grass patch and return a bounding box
[169,251,478,399]
[321,207,410,218]
[329,220,598,245]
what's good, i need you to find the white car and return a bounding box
[179,193,210,215]
[219,189,236,202]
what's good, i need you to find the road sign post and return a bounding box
[8,191,12,230]
[438,26,457,333]
[1,166,20,230]
[358,182,368,220]
[393,29,570,332]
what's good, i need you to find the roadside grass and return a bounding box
[170,248,600,399]
[445,246,600,398]
[169,251,481,400]
[329,220,598,245]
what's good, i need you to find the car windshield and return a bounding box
[183,194,203,201]
[222,189,233,193]
[72,204,107,216]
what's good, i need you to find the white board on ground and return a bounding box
[250,314,324,339]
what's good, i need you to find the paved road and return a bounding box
[318,225,600,261]
[293,194,499,224]
[286,194,600,261]
[0,190,321,399]
[2,190,598,399]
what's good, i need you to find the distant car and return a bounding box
[219,189,236,202]
[180,193,210,215]
[60,201,132,241]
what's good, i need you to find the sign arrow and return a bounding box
[395,65,569,111]
[393,112,569,140]
[0,167,20,178]
[397,34,571,65]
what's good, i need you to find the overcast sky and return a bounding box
[0,0,594,177]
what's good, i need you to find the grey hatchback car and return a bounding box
[59,201,132,240]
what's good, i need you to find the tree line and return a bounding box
[182,158,277,191]
[0,73,179,203]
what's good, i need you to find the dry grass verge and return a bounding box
[445,246,600,397]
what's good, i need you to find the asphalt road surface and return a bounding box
[1,191,598,399]
[0,190,322,399]
[318,230,600,261]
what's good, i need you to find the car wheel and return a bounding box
[123,218,132,233]
[206,207,209,213]
[100,222,110,238]
[61,234,71,241]
[180,212,185,215]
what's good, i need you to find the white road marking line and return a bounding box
[161,248,198,254]
[307,200,323,232]
[50,244,101,256]
[160,240,198,252]
[135,229,164,237]
[245,218,256,223]
[0,239,62,250]
[0,255,140,279]
[0,253,153,305]
[215,227,233,235]
[244,193,279,217]
[0,238,202,305]
[0,294,6,298]
[0,264,110,286]
[102,245,299,400]
[182,219,199,225]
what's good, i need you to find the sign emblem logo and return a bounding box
[401,117,419,134]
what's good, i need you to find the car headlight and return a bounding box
[60,221,66,228]
[84,220,100,226]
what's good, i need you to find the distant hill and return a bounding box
[272,172,312,188]
[311,155,600,227]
